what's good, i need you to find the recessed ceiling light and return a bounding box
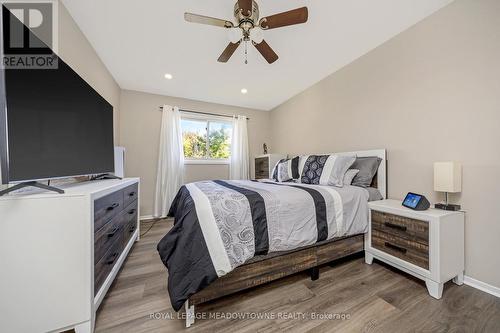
[164,73,173,80]
[241,88,248,94]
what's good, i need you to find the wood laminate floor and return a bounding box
[94,219,500,333]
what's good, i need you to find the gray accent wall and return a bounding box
[269,0,500,289]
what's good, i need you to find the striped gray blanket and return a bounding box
[157,180,369,311]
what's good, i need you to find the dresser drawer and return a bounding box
[123,183,138,208]
[122,200,138,247]
[371,210,428,245]
[255,173,268,180]
[123,219,138,248]
[255,157,269,179]
[94,234,123,295]
[372,229,429,269]
[123,200,138,224]
[94,190,124,232]
[94,212,124,263]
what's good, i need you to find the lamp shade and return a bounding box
[434,162,462,193]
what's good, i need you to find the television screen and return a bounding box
[0,8,114,184]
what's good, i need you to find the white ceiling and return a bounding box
[61,0,453,111]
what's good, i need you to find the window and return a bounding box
[181,116,232,163]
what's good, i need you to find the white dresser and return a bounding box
[0,178,140,333]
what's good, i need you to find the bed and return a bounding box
[157,149,387,327]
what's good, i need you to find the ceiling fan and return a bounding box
[184,0,308,64]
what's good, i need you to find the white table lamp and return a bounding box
[434,161,462,211]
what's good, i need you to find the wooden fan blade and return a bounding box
[218,41,241,63]
[184,13,234,28]
[253,40,279,64]
[238,0,253,17]
[259,7,308,30]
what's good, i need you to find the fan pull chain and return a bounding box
[245,40,248,65]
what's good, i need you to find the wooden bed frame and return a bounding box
[184,149,387,327]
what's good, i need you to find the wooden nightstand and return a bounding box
[365,199,465,299]
[254,154,287,179]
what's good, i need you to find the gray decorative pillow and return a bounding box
[350,157,382,188]
[271,158,287,181]
[366,187,384,201]
[343,169,359,186]
[273,157,300,182]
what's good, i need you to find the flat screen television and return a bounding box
[0,8,114,185]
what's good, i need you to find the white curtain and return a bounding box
[230,115,250,180]
[153,106,184,218]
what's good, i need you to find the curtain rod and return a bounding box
[159,106,250,120]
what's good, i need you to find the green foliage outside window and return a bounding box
[182,118,231,160]
[208,127,231,158]
[183,132,207,158]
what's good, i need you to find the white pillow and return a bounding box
[277,160,292,182]
[343,169,360,186]
[323,155,357,186]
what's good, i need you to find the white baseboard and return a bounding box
[140,215,154,221]
[464,275,500,298]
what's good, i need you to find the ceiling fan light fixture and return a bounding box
[227,28,242,44]
[164,73,173,80]
[184,1,309,64]
[241,88,248,94]
[249,27,263,44]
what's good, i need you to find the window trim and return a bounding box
[184,158,230,165]
[180,113,232,163]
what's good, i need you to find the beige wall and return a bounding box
[184,164,230,182]
[119,90,271,216]
[58,2,121,141]
[269,0,500,288]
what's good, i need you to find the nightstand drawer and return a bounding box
[372,229,429,269]
[371,210,429,245]
[255,157,270,179]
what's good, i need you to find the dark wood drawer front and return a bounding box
[123,200,138,225]
[94,212,124,263]
[123,183,138,208]
[94,235,123,295]
[372,229,429,269]
[371,211,429,245]
[255,157,269,179]
[122,200,138,247]
[123,219,138,248]
[93,182,139,296]
[94,191,124,232]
